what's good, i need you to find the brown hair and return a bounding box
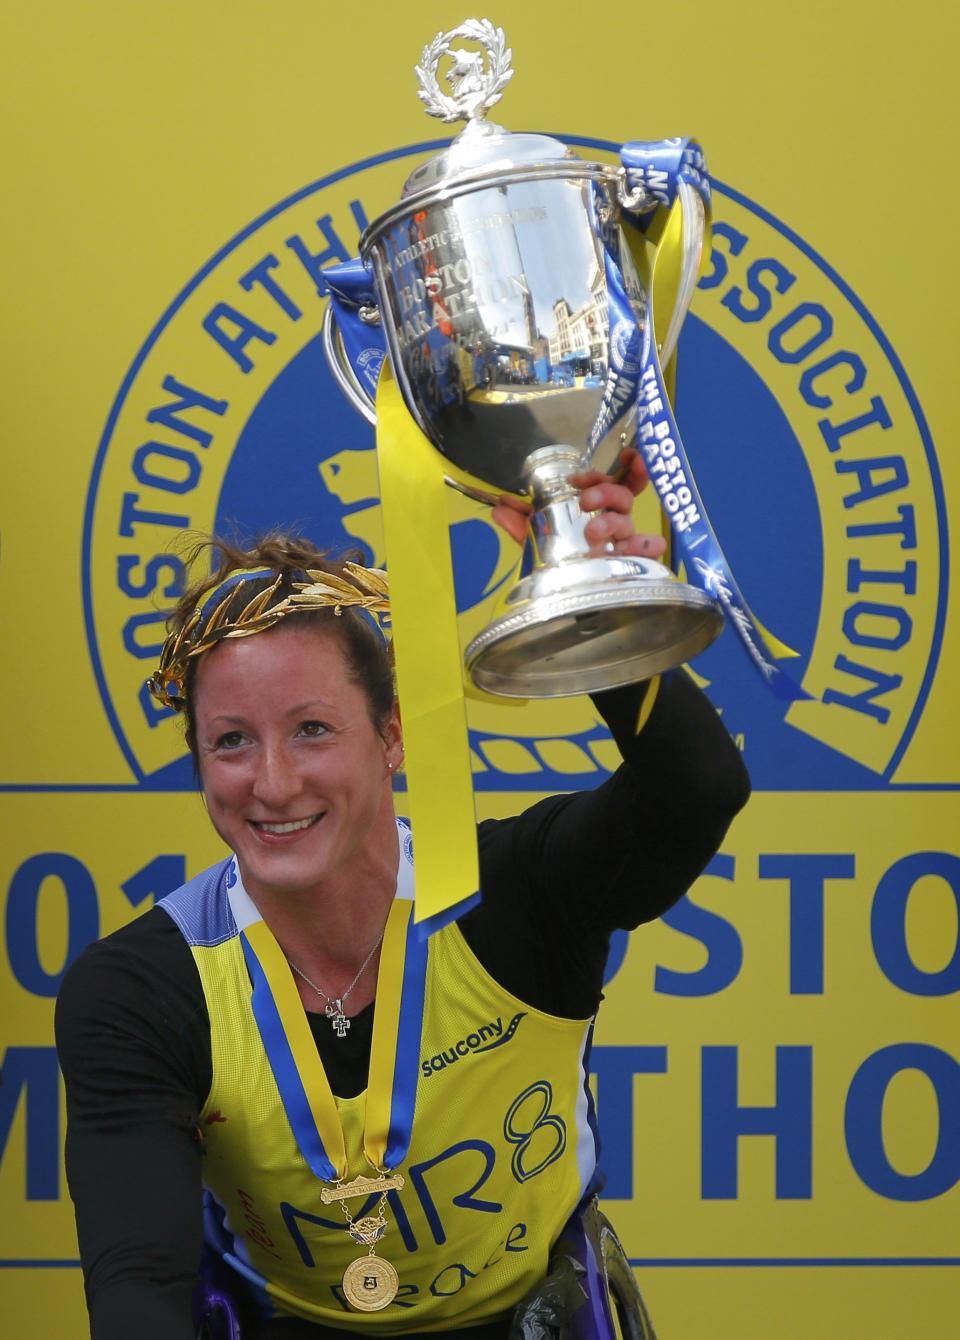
[169,534,395,760]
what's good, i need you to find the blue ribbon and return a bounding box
[616,139,811,702]
[620,137,712,215]
[197,567,277,624]
[324,258,386,398]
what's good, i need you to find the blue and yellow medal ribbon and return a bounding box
[238,882,427,1180]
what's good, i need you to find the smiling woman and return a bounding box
[56,488,750,1340]
[195,621,400,898]
[152,540,405,1020]
[194,623,404,1024]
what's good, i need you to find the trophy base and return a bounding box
[464,556,723,698]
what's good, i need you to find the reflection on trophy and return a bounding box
[324,18,723,697]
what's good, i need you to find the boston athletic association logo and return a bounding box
[83,139,946,793]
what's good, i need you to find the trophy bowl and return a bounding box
[324,19,723,697]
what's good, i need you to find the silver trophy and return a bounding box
[324,18,722,697]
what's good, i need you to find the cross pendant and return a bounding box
[326,1000,350,1037]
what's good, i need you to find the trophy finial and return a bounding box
[415,19,513,124]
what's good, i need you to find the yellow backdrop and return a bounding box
[1,2,957,1336]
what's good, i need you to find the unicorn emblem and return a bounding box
[444,48,488,112]
[415,19,513,124]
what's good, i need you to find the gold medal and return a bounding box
[342,1254,399,1311]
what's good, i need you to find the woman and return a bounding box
[56,456,750,1339]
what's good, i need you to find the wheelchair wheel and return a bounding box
[196,1300,242,1340]
[598,1213,658,1340]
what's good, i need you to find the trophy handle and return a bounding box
[321,302,378,426]
[657,177,705,368]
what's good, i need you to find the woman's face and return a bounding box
[192,623,402,902]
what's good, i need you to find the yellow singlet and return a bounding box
[159,821,599,1332]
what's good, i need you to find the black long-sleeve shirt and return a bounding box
[56,673,749,1340]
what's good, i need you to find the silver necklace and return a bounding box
[287,932,385,1038]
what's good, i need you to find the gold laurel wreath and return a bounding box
[147,562,391,713]
[415,19,513,124]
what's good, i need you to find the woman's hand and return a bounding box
[490,448,667,559]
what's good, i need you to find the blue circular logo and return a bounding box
[84,139,946,792]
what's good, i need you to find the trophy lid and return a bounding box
[401,120,578,198]
[399,19,579,199]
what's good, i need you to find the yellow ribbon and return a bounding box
[375,365,479,927]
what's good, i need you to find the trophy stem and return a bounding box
[463,443,723,698]
[524,446,592,568]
